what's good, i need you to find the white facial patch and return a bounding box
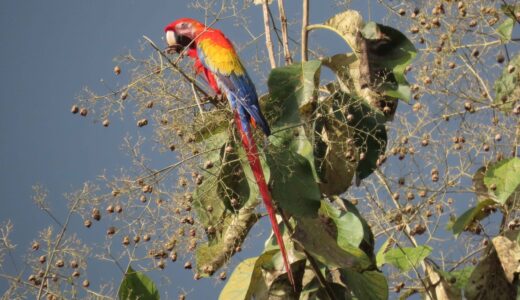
[166,31,177,46]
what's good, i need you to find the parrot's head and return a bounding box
[164,18,206,53]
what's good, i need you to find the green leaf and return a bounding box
[376,237,393,268]
[314,115,357,195]
[501,4,520,20]
[342,94,387,181]
[220,250,284,300]
[192,132,229,232]
[118,265,160,300]
[446,267,475,290]
[266,60,321,129]
[341,269,388,300]
[452,199,496,236]
[360,22,417,102]
[219,256,259,300]
[266,131,321,217]
[484,157,520,204]
[293,212,373,271]
[383,245,432,272]
[497,18,515,42]
[494,54,520,113]
[465,251,516,300]
[321,201,364,249]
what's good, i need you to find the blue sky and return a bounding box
[0,1,378,298]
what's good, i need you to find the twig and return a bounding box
[36,197,82,300]
[262,0,277,69]
[142,36,212,101]
[301,0,309,62]
[277,0,293,64]
[191,82,206,121]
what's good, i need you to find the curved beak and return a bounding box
[166,30,177,46]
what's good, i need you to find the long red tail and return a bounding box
[233,112,295,287]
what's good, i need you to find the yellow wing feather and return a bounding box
[198,37,245,76]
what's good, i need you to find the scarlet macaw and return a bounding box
[165,18,294,286]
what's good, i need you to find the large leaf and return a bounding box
[192,132,229,233]
[497,18,515,42]
[219,256,260,300]
[494,55,520,113]
[464,250,516,300]
[335,197,375,256]
[321,201,364,249]
[266,60,321,128]
[341,94,387,181]
[313,113,357,195]
[492,234,520,284]
[293,212,373,271]
[484,157,520,204]
[383,245,432,272]
[438,266,475,290]
[266,130,321,217]
[452,199,496,236]
[342,269,388,300]
[118,265,160,300]
[318,11,415,103]
[360,22,416,102]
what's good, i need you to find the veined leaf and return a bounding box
[383,245,432,272]
[118,265,159,300]
[484,157,520,204]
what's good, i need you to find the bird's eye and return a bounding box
[180,22,189,29]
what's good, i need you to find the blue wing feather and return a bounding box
[197,46,270,136]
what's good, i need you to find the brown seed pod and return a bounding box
[157,260,165,270]
[418,190,427,198]
[120,91,128,100]
[142,185,153,193]
[412,102,422,112]
[464,101,473,111]
[170,251,177,262]
[146,101,154,109]
[84,219,92,228]
[406,192,415,201]
[115,204,123,213]
[107,226,116,236]
[137,119,148,127]
[179,294,186,300]
[351,199,359,206]
[106,205,114,214]
[139,195,147,203]
[497,53,505,64]
[122,236,130,246]
[410,26,419,34]
[32,241,40,251]
[184,261,192,269]
[91,208,101,221]
[495,133,502,142]
[133,236,140,243]
[113,66,121,75]
[483,143,490,152]
[472,49,480,57]
[70,260,79,269]
[102,119,110,127]
[169,144,176,151]
[82,279,90,288]
[55,259,64,268]
[143,234,151,242]
[39,255,46,264]
[219,271,227,281]
[204,160,214,169]
[79,108,88,117]
[398,8,406,16]
[71,105,79,114]
[193,272,201,280]
[72,271,80,278]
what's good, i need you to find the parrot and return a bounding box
[165,18,295,286]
